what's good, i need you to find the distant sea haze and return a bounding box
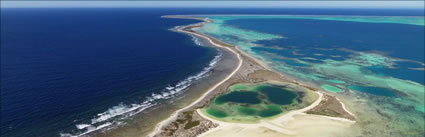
[1,8,424,137]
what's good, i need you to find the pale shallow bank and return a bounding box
[149,15,356,137]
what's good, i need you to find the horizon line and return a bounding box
[2,1,424,9]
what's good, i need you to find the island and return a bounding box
[148,15,356,137]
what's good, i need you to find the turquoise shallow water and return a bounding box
[198,15,424,136]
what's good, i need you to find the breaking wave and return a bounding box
[191,35,202,46]
[61,46,222,137]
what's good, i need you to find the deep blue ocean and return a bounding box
[1,8,213,137]
[1,8,424,137]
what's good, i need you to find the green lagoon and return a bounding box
[204,83,317,122]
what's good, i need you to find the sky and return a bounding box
[1,1,424,9]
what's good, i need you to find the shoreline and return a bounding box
[148,15,244,137]
[83,16,240,137]
[149,15,356,137]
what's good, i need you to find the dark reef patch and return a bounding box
[215,91,261,105]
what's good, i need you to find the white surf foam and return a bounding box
[191,35,202,46]
[62,49,222,137]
